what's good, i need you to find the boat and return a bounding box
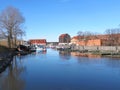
[30,44,46,52]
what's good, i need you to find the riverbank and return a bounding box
[70,50,120,58]
[0,46,14,73]
[69,45,120,58]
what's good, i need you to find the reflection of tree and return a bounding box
[1,56,26,90]
[59,51,71,60]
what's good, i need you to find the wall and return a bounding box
[87,39,101,46]
[71,45,120,52]
[29,39,47,45]
[76,39,102,46]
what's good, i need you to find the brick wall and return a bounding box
[29,39,47,45]
[76,39,102,46]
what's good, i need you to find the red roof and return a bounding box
[59,34,69,38]
[72,36,84,40]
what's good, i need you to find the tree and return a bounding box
[0,6,25,48]
[77,31,97,45]
[77,31,84,41]
[13,25,26,47]
[105,28,120,46]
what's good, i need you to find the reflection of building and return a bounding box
[29,39,47,45]
[59,34,71,43]
[71,52,101,58]
[59,51,71,60]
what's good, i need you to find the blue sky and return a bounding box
[0,0,120,42]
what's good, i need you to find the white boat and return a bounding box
[30,45,46,52]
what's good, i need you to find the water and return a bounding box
[1,49,120,90]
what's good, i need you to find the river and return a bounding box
[0,49,120,90]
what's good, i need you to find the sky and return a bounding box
[0,0,120,42]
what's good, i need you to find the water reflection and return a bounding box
[31,50,47,55]
[0,56,26,90]
[1,49,120,90]
[74,52,120,69]
[71,51,101,58]
[104,58,120,68]
[59,51,71,60]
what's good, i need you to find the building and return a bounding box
[77,39,106,46]
[71,36,79,44]
[29,39,47,45]
[71,34,120,46]
[59,33,71,43]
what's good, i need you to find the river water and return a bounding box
[0,49,120,90]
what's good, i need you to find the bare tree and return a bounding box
[105,28,120,46]
[77,31,96,45]
[0,6,25,48]
[77,31,84,41]
[13,25,26,47]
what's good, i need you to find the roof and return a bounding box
[29,39,46,41]
[29,39,47,44]
[59,33,70,38]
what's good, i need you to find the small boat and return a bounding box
[30,45,46,52]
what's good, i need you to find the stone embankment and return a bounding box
[0,45,31,74]
[70,45,120,58]
[0,51,14,73]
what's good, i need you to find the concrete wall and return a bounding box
[71,45,120,52]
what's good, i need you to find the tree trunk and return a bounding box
[8,36,11,48]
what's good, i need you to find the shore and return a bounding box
[0,46,14,73]
[70,50,120,58]
[59,45,120,58]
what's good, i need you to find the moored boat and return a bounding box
[30,44,46,52]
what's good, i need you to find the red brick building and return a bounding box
[59,33,71,43]
[29,39,47,45]
[71,34,120,46]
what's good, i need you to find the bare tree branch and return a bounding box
[0,6,25,48]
